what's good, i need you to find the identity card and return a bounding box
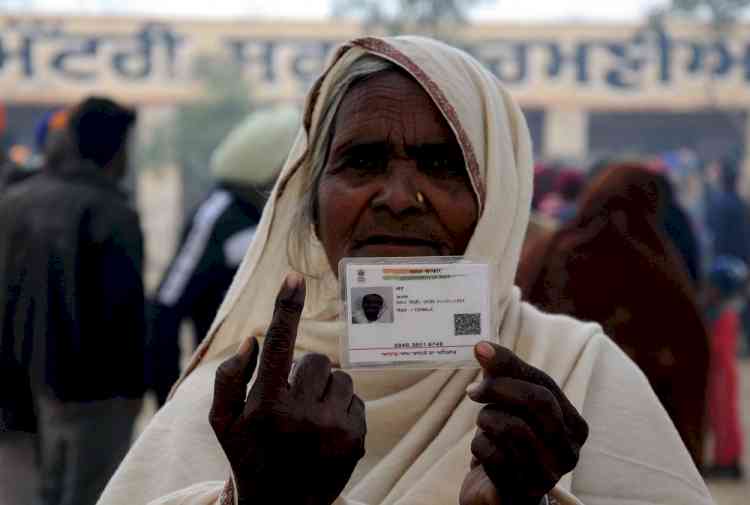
[339,257,491,369]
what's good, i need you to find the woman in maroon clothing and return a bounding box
[517,162,710,467]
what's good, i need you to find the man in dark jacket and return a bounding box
[148,105,298,405]
[0,97,145,505]
[707,159,750,264]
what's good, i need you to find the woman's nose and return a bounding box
[370,162,422,215]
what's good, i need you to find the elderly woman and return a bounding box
[98,37,713,505]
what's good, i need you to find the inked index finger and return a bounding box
[254,272,306,403]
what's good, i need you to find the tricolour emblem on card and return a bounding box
[339,257,492,369]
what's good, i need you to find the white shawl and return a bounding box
[98,36,714,505]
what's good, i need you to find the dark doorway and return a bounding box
[588,109,746,162]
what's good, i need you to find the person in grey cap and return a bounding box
[148,105,300,406]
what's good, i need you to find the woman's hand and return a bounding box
[209,273,367,505]
[460,342,588,505]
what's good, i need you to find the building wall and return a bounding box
[2,15,750,107]
[2,15,748,175]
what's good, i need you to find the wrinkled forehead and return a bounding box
[304,38,488,212]
[333,69,460,152]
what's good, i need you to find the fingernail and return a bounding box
[285,271,303,289]
[475,342,495,363]
[237,337,253,355]
[466,383,480,397]
[284,272,305,301]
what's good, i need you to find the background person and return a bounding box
[537,168,584,223]
[705,158,750,357]
[706,158,750,266]
[0,104,72,505]
[0,96,146,505]
[0,109,70,192]
[703,255,748,480]
[517,162,710,466]
[147,105,299,406]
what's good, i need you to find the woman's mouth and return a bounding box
[350,235,444,257]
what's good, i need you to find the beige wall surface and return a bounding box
[2,15,750,109]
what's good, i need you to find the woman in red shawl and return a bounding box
[517,162,710,467]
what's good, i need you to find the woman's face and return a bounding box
[316,70,479,271]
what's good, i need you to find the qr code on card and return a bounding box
[454,313,481,336]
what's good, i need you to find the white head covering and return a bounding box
[194,36,533,363]
[210,105,300,187]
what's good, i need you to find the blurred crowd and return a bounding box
[519,154,750,480]
[1,93,749,504]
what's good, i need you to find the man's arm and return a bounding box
[149,192,233,404]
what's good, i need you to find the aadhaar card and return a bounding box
[339,258,491,369]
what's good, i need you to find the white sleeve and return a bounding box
[570,338,714,505]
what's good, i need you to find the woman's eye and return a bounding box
[349,156,379,171]
[426,158,449,170]
[421,156,464,178]
[328,152,383,176]
[341,148,387,174]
